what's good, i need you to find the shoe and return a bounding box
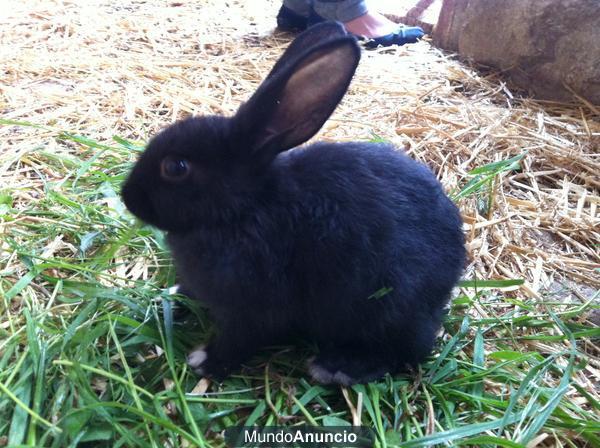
[363,26,425,49]
[307,8,327,28]
[276,5,309,31]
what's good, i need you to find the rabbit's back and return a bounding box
[279,141,464,288]
[276,142,464,346]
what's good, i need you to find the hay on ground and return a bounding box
[1,0,598,437]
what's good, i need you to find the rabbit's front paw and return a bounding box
[187,345,208,375]
[187,345,234,380]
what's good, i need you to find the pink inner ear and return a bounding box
[267,44,358,146]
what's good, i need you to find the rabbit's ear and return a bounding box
[234,35,360,164]
[266,21,348,79]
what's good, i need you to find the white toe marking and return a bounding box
[187,345,207,369]
[332,371,355,386]
[308,360,335,384]
[307,358,357,386]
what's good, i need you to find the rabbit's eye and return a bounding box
[161,157,190,181]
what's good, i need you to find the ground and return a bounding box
[0,0,598,447]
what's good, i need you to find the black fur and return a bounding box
[122,22,465,384]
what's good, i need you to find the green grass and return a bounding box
[1,121,599,447]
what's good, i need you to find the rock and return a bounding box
[433,0,600,104]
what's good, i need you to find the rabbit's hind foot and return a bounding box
[307,351,391,385]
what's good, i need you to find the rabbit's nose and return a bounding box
[121,181,155,223]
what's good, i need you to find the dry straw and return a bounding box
[1,0,599,442]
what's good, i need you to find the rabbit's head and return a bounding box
[122,22,360,231]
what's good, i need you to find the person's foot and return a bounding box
[345,11,425,48]
[343,11,398,38]
[277,6,424,48]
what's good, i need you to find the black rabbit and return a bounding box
[122,22,465,385]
